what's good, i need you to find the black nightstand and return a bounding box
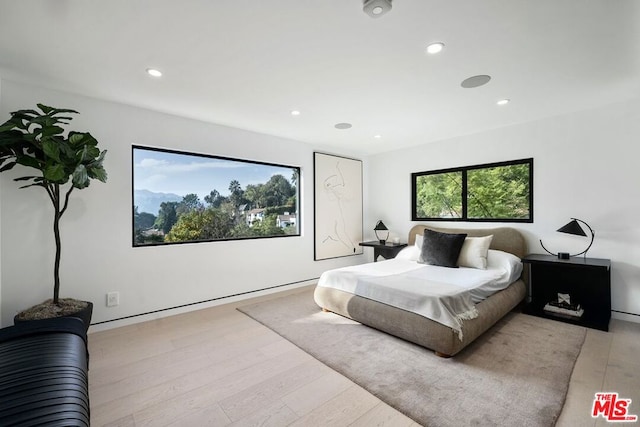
[359,241,408,262]
[522,254,611,331]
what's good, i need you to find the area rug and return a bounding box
[238,289,586,427]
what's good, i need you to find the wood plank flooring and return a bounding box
[88,286,640,426]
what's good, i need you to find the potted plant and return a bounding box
[0,104,107,330]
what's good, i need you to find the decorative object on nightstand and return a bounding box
[540,217,595,259]
[374,220,389,245]
[359,241,407,262]
[522,254,611,331]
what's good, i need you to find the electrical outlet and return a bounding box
[107,291,119,307]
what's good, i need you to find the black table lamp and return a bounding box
[540,218,595,259]
[374,220,389,244]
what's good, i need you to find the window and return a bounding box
[412,158,533,222]
[132,146,300,246]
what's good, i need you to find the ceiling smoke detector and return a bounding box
[363,0,392,18]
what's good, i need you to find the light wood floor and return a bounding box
[89,286,640,426]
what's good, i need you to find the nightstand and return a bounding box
[359,241,408,262]
[522,254,611,331]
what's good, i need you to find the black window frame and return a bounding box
[132,145,301,247]
[411,158,533,223]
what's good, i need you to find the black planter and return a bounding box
[69,301,93,334]
[14,301,93,334]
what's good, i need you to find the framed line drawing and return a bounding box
[314,152,363,260]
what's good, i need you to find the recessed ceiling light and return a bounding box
[146,68,162,77]
[426,42,445,54]
[461,75,491,88]
[363,0,392,18]
[497,99,510,106]
[374,134,382,139]
[290,110,301,116]
[334,123,352,130]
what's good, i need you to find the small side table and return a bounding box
[359,241,408,262]
[522,254,611,331]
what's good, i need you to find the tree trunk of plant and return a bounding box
[53,184,61,305]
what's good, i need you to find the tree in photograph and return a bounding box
[250,213,285,237]
[154,201,178,234]
[263,174,295,207]
[204,189,227,208]
[165,207,233,242]
[177,193,203,215]
[415,172,462,218]
[244,183,266,208]
[228,180,245,207]
[133,206,156,231]
[467,164,530,219]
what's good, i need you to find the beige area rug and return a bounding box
[238,289,587,427]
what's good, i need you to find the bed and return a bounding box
[313,225,527,357]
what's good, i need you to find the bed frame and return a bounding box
[314,225,527,357]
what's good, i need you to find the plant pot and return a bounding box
[14,300,93,334]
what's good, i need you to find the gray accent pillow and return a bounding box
[418,229,468,268]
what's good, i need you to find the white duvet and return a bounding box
[317,256,521,340]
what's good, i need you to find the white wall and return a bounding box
[367,97,640,321]
[0,80,366,327]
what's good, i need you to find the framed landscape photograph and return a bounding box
[314,152,363,260]
[132,145,300,246]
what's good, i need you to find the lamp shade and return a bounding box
[374,220,388,231]
[540,217,595,259]
[557,219,587,237]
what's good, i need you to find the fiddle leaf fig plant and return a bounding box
[0,104,107,308]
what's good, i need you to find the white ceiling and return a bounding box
[0,0,638,155]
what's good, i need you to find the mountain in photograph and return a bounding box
[134,189,182,215]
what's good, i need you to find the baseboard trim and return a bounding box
[88,278,318,333]
[611,310,640,324]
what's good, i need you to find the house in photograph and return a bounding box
[247,208,266,226]
[277,212,297,229]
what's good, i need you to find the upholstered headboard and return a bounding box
[408,225,527,260]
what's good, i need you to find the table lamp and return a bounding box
[374,220,389,244]
[540,218,595,259]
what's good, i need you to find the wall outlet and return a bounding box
[107,291,120,307]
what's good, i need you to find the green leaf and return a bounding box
[72,164,89,188]
[68,132,86,146]
[42,139,61,162]
[37,104,78,116]
[16,156,42,169]
[37,104,55,114]
[18,182,46,190]
[87,164,108,182]
[44,163,66,182]
[40,125,64,138]
[0,161,17,172]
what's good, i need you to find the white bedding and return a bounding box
[317,257,521,339]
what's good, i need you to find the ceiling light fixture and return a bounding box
[374,134,382,139]
[363,0,392,18]
[426,42,445,54]
[497,99,510,106]
[290,110,301,116]
[461,75,491,88]
[334,123,352,130]
[146,68,162,77]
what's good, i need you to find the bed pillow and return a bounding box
[418,229,467,268]
[487,249,524,283]
[457,235,493,269]
[414,234,423,249]
[395,245,420,261]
